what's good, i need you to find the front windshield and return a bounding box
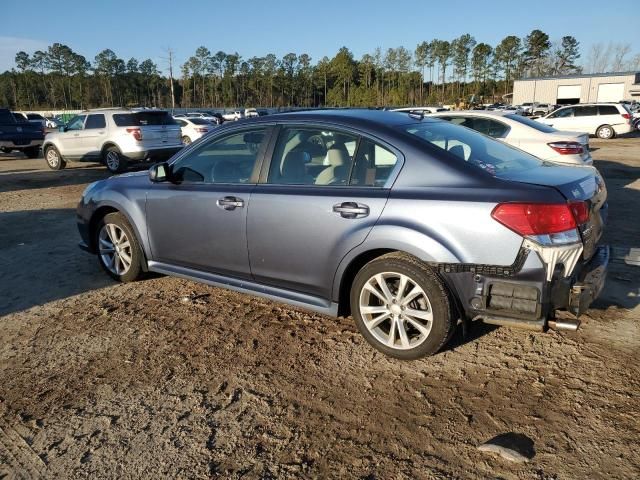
[401,121,542,176]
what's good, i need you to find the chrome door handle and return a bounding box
[333,202,369,219]
[217,196,244,210]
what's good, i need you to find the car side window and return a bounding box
[598,105,618,115]
[550,107,573,119]
[441,116,474,129]
[266,127,358,186]
[85,114,106,129]
[350,138,398,187]
[574,106,597,117]
[472,118,509,138]
[171,127,267,184]
[66,115,86,131]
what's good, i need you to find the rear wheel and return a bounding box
[96,212,143,283]
[103,146,128,173]
[182,135,192,145]
[1,147,12,154]
[45,145,66,170]
[596,124,614,139]
[350,253,455,360]
[24,146,40,158]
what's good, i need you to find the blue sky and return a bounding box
[1,0,633,73]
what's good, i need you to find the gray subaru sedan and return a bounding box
[77,110,609,359]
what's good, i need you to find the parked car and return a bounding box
[392,106,449,114]
[222,111,243,121]
[43,109,182,172]
[0,108,44,157]
[497,105,524,115]
[77,110,608,359]
[536,103,634,139]
[45,117,58,128]
[520,102,535,115]
[426,110,592,165]
[12,112,29,122]
[187,112,223,124]
[532,103,554,115]
[244,108,259,118]
[24,113,47,128]
[174,117,217,144]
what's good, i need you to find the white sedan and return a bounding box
[427,110,592,166]
[173,117,216,145]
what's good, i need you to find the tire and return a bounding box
[1,147,12,154]
[95,212,143,283]
[596,124,614,140]
[103,146,128,173]
[24,146,40,159]
[350,253,455,360]
[44,145,66,170]
[182,135,192,145]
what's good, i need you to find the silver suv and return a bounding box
[43,108,182,172]
[77,110,609,359]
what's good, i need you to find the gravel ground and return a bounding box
[0,136,639,479]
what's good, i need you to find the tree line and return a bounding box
[1,30,638,111]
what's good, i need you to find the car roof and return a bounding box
[428,110,510,117]
[252,108,430,128]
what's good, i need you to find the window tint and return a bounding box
[189,118,210,125]
[27,114,44,120]
[401,121,542,177]
[85,114,106,129]
[598,105,619,116]
[113,112,177,126]
[504,114,557,133]
[350,139,398,187]
[66,115,86,131]
[171,128,267,184]
[574,106,597,117]
[267,127,358,185]
[549,107,573,118]
[471,118,509,138]
[175,119,186,127]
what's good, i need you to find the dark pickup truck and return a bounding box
[0,108,44,158]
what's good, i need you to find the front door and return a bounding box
[145,126,271,278]
[247,126,399,299]
[58,114,87,158]
[78,113,108,159]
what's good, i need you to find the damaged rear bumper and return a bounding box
[442,244,609,332]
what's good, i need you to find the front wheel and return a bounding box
[596,124,614,139]
[103,146,128,173]
[45,146,66,170]
[96,212,143,283]
[350,253,455,360]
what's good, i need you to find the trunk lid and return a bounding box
[500,164,607,260]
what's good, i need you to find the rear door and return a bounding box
[573,105,598,134]
[247,124,399,299]
[598,105,625,129]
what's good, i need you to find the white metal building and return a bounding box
[513,72,640,105]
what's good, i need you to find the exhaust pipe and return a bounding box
[548,319,580,332]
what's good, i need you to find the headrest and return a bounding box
[326,146,348,167]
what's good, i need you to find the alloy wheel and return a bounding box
[358,272,433,350]
[106,151,120,171]
[98,223,132,276]
[46,148,59,168]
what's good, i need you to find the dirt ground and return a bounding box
[0,135,639,479]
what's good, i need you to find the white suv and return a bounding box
[42,109,183,172]
[536,103,633,139]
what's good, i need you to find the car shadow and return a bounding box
[0,208,115,317]
[0,165,111,193]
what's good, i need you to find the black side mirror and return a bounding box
[149,162,170,182]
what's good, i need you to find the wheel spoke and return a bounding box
[119,250,132,267]
[363,281,387,303]
[118,240,130,250]
[360,305,390,316]
[366,312,391,329]
[374,274,394,303]
[99,237,113,248]
[396,274,409,301]
[405,308,433,321]
[406,318,431,337]
[397,319,411,347]
[401,285,423,306]
[387,318,397,346]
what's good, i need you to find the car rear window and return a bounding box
[188,118,210,125]
[0,110,15,123]
[113,112,177,126]
[27,114,44,120]
[401,121,542,177]
[504,114,557,133]
[598,105,620,116]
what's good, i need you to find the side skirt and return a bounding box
[148,261,339,317]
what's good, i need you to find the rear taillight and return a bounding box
[621,113,631,124]
[195,127,208,133]
[491,203,577,236]
[568,200,589,225]
[126,127,142,141]
[547,141,584,155]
